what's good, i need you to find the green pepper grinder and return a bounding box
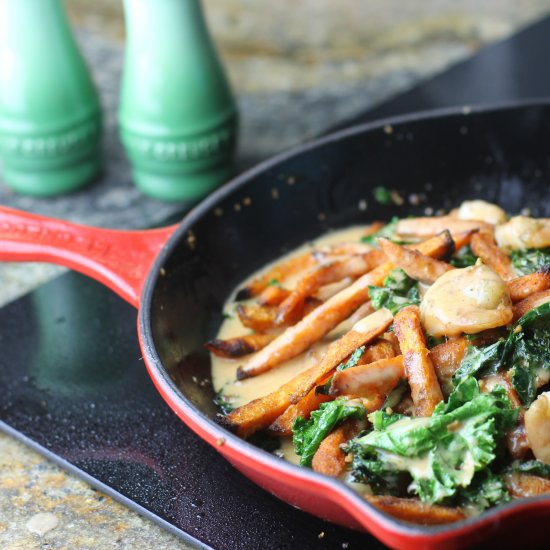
[0,0,102,196]
[119,0,238,202]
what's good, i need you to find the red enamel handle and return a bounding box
[0,206,178,308]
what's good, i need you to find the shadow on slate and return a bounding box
[3,13,550,550]
[334,14,550,131]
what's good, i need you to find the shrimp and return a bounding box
[524,391,550,465]
[495,216,550,251]
[456,200,507,225]
[420,263,513,337]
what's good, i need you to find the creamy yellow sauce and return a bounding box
[211,225,370,408]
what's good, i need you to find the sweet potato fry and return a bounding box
[429,337,468,397]
[408,229,454,259]
[205,332,278,358]
[470,232,516,281]
[507,270,550,303]
[235,252,314,300]
[224,364,322,438]
[360,393,387,412]
[366,496,465,525]
[379,331,401,355]
[226,309,393,436]
[394,306,443,416]
[237,299,321,332]
[320,241,379,256]
[257,284,291,306]
[357,338,397,365]
[512,290,550,321]
[506,423,530,460]
[505,473,550,499]
[236,304,278,332]
[378,238,453,284]
[362,221,385,240]
[448,229,478,252]
[268,372,334,436]
[330,356,404,398]
[237,232,459,380]
[236,266,394,379]
[276,250,386,325]
[312,419,361,477]
[396,216,491,238]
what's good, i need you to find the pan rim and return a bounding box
[138,97,550,543]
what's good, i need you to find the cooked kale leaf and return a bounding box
[368,268,420,315]
[504,301,550,405]
[509,460,550,478]
[292,398,365,467]
[346,377,517,505]
[458,471,510,512]
[453,302,550,406]
[510,248,550,275]
[373,186,393,205]
[453,340,507,382]
[337,346,365,372]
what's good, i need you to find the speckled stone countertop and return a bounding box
[2,1,550,548]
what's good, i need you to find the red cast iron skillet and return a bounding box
[2,100,550,549]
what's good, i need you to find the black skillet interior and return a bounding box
[150,101,550,419]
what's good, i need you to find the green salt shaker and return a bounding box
[0,0,102,196]
[119,0,238,202]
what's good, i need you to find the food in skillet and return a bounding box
[208,200,550,525]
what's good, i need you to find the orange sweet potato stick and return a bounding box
[394,306,444,416]
[237,231,460,380]
[224,308,393,437]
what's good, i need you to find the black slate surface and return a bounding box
[2,15,550,550]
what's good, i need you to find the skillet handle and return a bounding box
[0,206,178,308]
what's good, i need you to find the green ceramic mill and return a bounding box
[119,0,238,201]
[0,0,102,196]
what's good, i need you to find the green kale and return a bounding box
[345,377,517,505]
[452,340,507,383]
[368,268,420,315]
[337,346,365,372]
[509,460,550,478]
[292,398,365,467]
[458,471,510,512]
[453,301,550,406]
[361,217,399,245]
[510,248,550,275]
[507,301,550,405]
[373,186,393,205]
[450,245,478,268]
